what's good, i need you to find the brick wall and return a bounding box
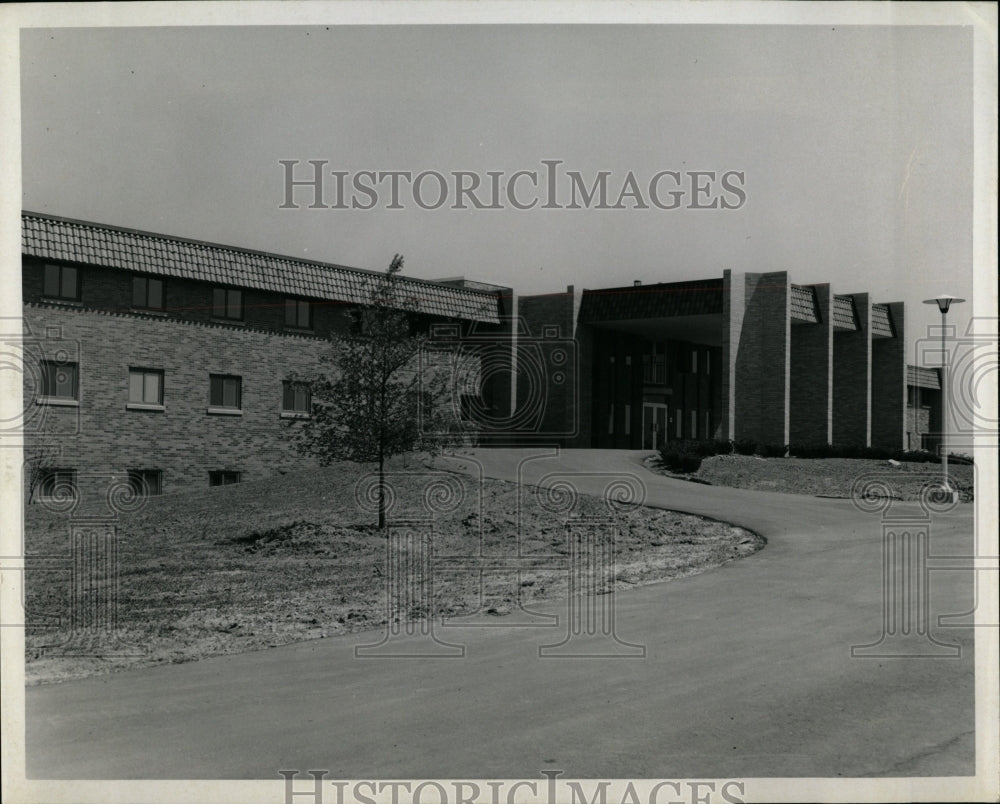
[789,284,833,445]
[832,293,871,447]
[515,289,579,444]
[23,304,334,499]
[871,301,906,449]
[731,271,790,446]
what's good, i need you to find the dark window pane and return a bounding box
[132,277,146,308]
[148,279,163,309]
[61,267,78,299]
[223,378,238,408]
[213,288,226,317]
[282,381,294,410]
[210,375,223,405]
[227,290,242,320]
[285,300,296,327]
[44,264,61,296]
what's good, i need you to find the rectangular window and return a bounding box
[43,264,80,301]
[706,351,711,375]
[37,468,77,501]
[676,409,683,439]
[40,360,79,401]
[281,380,311,414]
[128,469,162,496]
[128,368,164,406]
[132,276,164,310]
[212,287,243,320]
[690,409,698,438]
[691,349,698,374]
[209,471,241,487]
[209,374,242,410]
[624,404,631,436]
[608,403,615,435]
[704,410,711,440]
[284,299,312,329]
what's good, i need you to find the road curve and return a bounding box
[26,449,975,779]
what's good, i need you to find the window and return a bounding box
[40,360,79,402]
[691,349,698,374]
[128,469,162,497]
[128,368,164,407]
[209,374,242,411]
[706,351,711,375]
[209,471,241,487]
[643,342,667,384]
[704,410,712,440]
[690,409,697,438]
[676,408,683,439]
[624,404,631,436]
[132,276,164,310]
[37,468,77,502]
[285,299,312,329]
[281,380,311,415]
[42,264,80,301]
[608,403,614,435]
[212,287,243,320]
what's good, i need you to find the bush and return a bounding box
[658,441,704,474]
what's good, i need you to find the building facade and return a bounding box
[20,212,512,501]
[514,274,936,452]
[19,211,943,502]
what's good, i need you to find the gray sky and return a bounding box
[20,23,975,354]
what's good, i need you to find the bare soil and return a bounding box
[23,459,763,685]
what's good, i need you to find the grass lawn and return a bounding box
[646,453,976,502]
[24,459,763,685]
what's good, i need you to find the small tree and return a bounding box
[290,255,458,529]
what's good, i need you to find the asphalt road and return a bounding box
[26,449,977,779]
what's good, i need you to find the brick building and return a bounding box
[514,275,940,451]
[20,212,513,500]
[19,211,942,501]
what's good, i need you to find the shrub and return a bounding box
[658,441,704,474]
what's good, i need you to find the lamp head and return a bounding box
[922,295,966,314]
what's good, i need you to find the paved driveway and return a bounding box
[26,449,976,779]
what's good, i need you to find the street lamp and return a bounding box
[922,294,966,500]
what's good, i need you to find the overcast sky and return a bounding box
[19,22,976,354]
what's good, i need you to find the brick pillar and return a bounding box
[727,271,790,446]
[871,301,906,449]
[833,293,872,447]
[516,287,578,444]
[790,284,833,445]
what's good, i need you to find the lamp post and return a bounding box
[922,294,965,500]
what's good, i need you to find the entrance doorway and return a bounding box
[642,403,667,450]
